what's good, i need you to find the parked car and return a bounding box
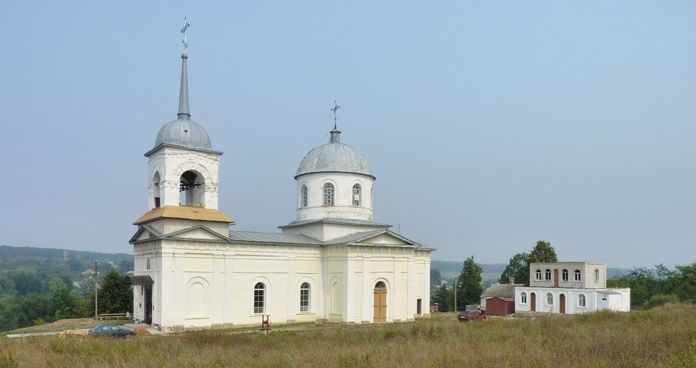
[90,324,135,337]
[457,310,486,322]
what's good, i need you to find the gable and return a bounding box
[164,225,230,242]
[361,233,412,246]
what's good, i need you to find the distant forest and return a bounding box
[0,245,134,332]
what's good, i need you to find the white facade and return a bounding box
[130,50,432,330]
[514,262,630,315]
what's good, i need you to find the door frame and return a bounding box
[530,292,536,312]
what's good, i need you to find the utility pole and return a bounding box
[94,261,98,319]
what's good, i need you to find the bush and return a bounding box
[645,294,680,309]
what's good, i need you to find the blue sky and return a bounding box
[1,1,695,267]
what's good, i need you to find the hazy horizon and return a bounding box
[2,1,695,268]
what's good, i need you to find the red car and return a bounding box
[457,310,486,322]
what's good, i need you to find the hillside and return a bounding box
[0,245,131,265]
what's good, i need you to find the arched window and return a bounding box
[578,294,586,307]
[574,269,582,281]
[301,185,308,208]
[546,293,554,305]
[179,170,204,207]
[521,292,527,304]
[562,269,569,281]
[153,172,161,208]
[300,282,310,312]
[375,281,387,290]
[253,282,265,314]
[535,269,542,280]
[352,184,361,206]
[323,183,335,206]
[545,269,551,280]
[594,269,600,283]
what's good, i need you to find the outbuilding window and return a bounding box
[594,269,600,283]
[546,293,554,305]
[301,185,308,208]
[575,269,582,281]
[254,282,265,314]
[323,183,335,206]
[545,269,551,281]
[562,269,569,281]
[535,269,542,280]
[300,282,310,312]
[579,294,587,307]
[521,292,527,304]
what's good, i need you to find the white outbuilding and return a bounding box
[514,262,630,314]
[129,47,433,331]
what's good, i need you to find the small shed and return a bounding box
[486,297,515,315]
[480,283,522,311]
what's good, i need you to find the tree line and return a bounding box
[0,264,133,332]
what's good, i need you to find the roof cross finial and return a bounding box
[181,17,190,52]
[330,100,341,130]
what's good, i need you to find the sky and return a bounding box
[1,1,695,268]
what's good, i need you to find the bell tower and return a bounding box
[143,38,223,211]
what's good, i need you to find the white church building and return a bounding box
[514,262,630,315]
[129,46,432,330]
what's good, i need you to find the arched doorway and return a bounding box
[179,170,204,206]
[530,292,536,312]
[373,281,387,322]
[560,294,566,314]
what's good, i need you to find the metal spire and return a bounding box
[178,18,191,119]
[329,100,341,143]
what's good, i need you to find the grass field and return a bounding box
[2,304,696,367]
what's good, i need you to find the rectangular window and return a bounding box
[254,289,264,314]
[300,288,309,312]
[146,258,151,270]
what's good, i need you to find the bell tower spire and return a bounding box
[178,18,191,119]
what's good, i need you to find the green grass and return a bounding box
[2,304,696,367]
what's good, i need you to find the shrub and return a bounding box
[645,294,680,309]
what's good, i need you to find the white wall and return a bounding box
[515,287,631,315]
[295,172,374,222]
[132,237,431,330]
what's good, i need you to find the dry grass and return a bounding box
[1,304,696,367]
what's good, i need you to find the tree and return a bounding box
[430,269,442,289]
[528,240,558,264]
[455,256,483,310]
[431,283,452,312]
[499,252,529,285]
[96,270,133,314]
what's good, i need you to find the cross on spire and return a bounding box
[330,100,341,130]
[181,17,190,52]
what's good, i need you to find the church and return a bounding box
[128,44,433,330]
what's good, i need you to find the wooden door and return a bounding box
[554,269,559,287]
[530,292,536,312]
[373,291,387,322]
[560,294,566,314]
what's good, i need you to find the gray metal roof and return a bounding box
[148,52,217,155]
[482,283,522,298]
[295,130,374,179]
[228,231,321,245]
[279,218,391,229]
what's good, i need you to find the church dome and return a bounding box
[154,118,212,150]
[296,130,374,179]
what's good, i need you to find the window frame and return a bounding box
[546,292,554,305]
[574,269,582,281]
[352,183,362,206]
[253,282,265,314]
[323,182,335,206]
[535,269,542,280]
[578,293,587,307]
[562,269,569,281]
[520,291,527,304]
[300,282,310,312]
[594,268,600,283]
[545,269,551,281]
[301,184,308,208]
